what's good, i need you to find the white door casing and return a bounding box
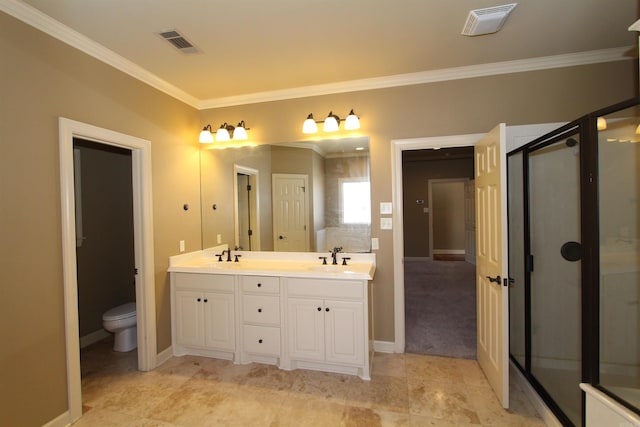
[272,174,309,251]
[59,117,156,423]
[474,123,509,408]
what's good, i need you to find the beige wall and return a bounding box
[403,157,474,257]
[0,13,200,426]
[200,60,637,344]
[1,7,637,426]
[432,181,466,251]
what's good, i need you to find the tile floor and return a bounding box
[76,339,546,426]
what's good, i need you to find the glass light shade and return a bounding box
[216,124,230,142]
[199,128,214,143]
[344,109,360,130]
[597,117,607,131]
[233,123,248,140]
[323,113,339,132]
[302,114,318,134]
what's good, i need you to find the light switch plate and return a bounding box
[380,217,392,230]
[380,202,392,215]
[371,237,379,250]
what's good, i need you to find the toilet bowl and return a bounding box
[102,302,137,352]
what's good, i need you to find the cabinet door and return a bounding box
[324,300,364,365]
[287,297,324,361]
[175,290,204,347]
[203,292,235,351]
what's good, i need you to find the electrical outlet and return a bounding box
[371,237,379,250]
[179,240,185,253]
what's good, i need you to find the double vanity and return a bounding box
[168,248,376,380]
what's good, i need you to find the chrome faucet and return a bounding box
[330,246,343,265]
[223,248,232,262]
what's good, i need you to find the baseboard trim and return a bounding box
[432,249,466,254]
[510,361,562,427]
[156,345,173,367]
[42,411,71,427]
[373,340,396,353]
[79,329,110,349]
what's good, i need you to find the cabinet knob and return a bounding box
[258,308,262,312]
[258,339,263,344]
[257,283,262,287]
[325,307,330,312]
[317,307,322,311]
[197,298,201,302]
[204,298,208,303]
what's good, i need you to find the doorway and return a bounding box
[59,118,156,422]
[233,164,260,251]
[401,147,476,358]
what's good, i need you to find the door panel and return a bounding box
[528,134,582,426]
[475,123,509,408]
[273,174,309,251]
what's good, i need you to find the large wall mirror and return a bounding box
[200,137,371,253]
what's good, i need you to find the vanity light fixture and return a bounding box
[597,117,607,131]
[199,121,250,143]
[302,109,360,134]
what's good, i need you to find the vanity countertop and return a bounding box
[168,248,376,280]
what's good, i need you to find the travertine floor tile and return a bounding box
[77,339,547,426]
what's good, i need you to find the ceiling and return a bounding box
[8,0,639,108]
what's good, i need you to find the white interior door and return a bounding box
[475,123,509,408]
[272,174,309,251]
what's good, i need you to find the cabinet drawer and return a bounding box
[242,295,280,325]
[243,325,280,356]
[174,273,234,292]
[241,275,280,294]
[287,278,364,299]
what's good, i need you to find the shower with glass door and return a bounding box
[508,98,640,426]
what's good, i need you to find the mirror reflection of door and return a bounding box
[272,173,309,251]
[234,165,260,251]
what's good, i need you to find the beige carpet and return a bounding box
[404,259,477,359]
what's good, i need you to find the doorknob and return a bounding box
[486,275,501,284]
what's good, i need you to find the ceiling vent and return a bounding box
[158,30,199,54]
[461,3,517,36]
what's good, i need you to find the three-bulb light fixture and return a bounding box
[303,109,360,134]
[199,121,249,143]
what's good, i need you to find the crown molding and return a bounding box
[199,46,632,109]
[2,0,632,111]
[1,0,200,108]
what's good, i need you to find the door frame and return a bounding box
[233,164,260,251]
[391,134,483,353]
[427,177,468,259]
[59,118,157,422]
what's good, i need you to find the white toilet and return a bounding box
[102,302,137,352]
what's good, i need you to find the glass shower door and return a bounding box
[528,133,583,426]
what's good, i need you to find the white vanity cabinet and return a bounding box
[239,275,282,363]
[168,251,375,380]
[171,273,236,359]
[284,277,372,380]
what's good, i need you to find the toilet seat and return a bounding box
[103,302,136,321]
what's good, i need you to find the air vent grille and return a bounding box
[158,29,199,54]
[462,3,517,36]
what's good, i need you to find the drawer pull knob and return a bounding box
[317,307,322,311]
[204,299,208,303]
[258,308,262,312]
[258,339,263,344]
[197,298,201,302]
[257,283,262,287]
[325,307,330,312]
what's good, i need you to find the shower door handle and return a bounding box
[486,275,501,284]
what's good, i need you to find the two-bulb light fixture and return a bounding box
[302,109,360,134]
[199,121,249,143]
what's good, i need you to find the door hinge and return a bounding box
[301,186,306,192]
[134,268,139,275]
[248,229,253,236]
[526,254,534,272]
[247,184,252,191]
